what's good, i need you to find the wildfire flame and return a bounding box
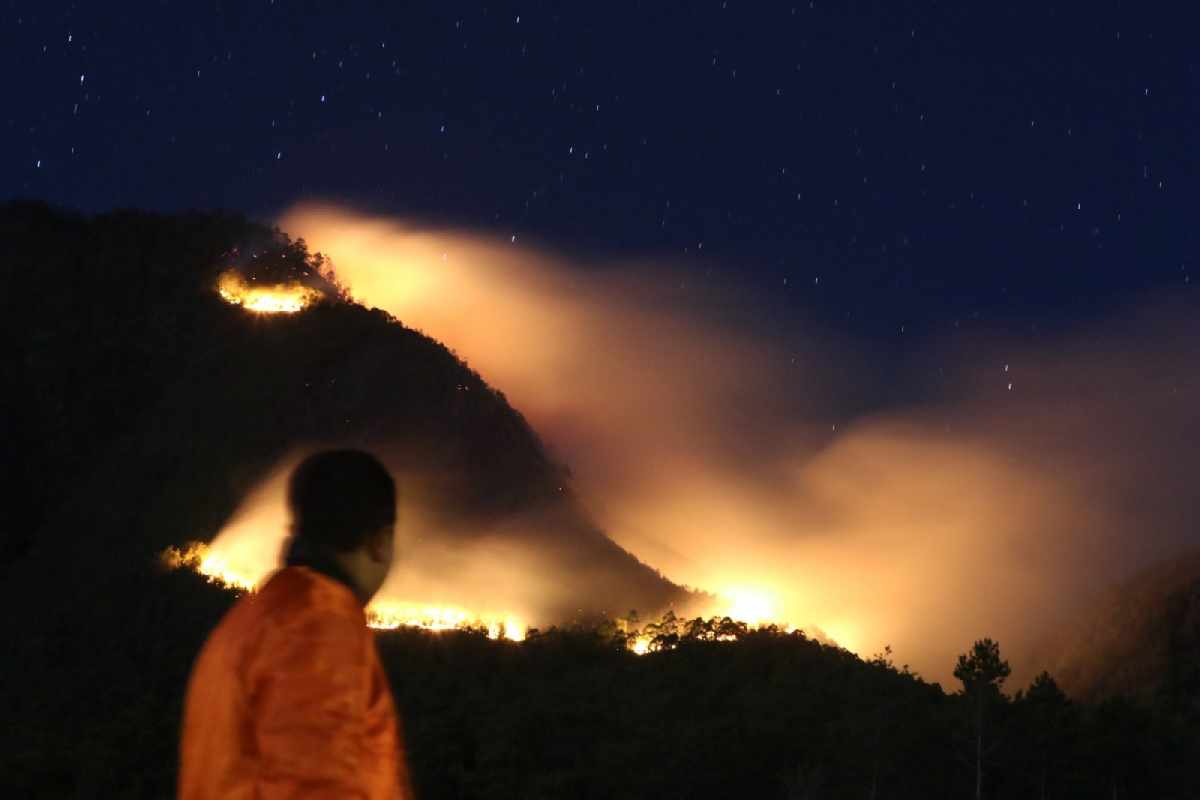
[721,587,775,627]
[163,542,525,641]
[162,541,258,592]
[161,542,803,652]
[217,269,323,314]
[367,600,526,642]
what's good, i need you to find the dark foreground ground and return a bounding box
[4,565,1196,800]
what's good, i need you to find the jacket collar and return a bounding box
[284,536,365,605]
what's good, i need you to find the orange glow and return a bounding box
[163,536,778,652]
[162,541,258,592]
[720,587,776,627]
[216,269,322,313]
[818,620,861,653]
[181,203,1199,686]
[185,451,827,650]
[163,541,528,640]
[262,205,869,653]
[367,600,526,642]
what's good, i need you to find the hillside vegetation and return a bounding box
[3,203,1195,799]
[1038,550,1200,710]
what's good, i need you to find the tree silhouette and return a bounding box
[954,638,1010,800]
[1016,671,1075,800]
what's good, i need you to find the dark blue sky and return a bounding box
[5,1,1195,338]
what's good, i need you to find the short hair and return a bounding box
[287,449,396,552]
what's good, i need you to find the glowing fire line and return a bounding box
[163,542,526,641]
[161,542,812,653]
[217,270,323,314]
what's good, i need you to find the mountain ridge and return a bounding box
[1034,549,1200,708]
[3,200,691,623]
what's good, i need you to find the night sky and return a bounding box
[5,1,1195,339]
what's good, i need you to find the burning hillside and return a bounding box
[5,203,705,664]
[159,448,802,651]
[267,203,1200,685]
[8,204,1195,800]
[216,269,323,314]
[188,226,852,653]
[14,203,1197,689]
[161,540,804,654]
[162,541,527,640]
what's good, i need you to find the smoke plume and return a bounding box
[211,202,1199,685]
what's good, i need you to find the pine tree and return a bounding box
[1019,671,1074,800]
[954,639,1011,800]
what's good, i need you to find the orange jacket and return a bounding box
[180,566,413,799]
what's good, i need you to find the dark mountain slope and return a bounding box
[1036,549,1200,709]
[3,200,689,618]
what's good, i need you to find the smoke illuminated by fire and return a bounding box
[192,441,803,650]
[164,462,799,649]
[193,202,1196,684]
[162,539,787,652]
[722,588,776,628]
[163,541,527,641]
[216,269,322,314]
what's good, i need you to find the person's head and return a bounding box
[287,449,397,601]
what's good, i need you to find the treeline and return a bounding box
[4,566,1193,798]
[385,614,1194,799]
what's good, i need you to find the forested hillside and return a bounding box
[1038,550,1200,710]
[2,200,685,613]
[3,203,1195,798]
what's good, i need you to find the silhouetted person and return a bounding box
[180,450,414,799]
